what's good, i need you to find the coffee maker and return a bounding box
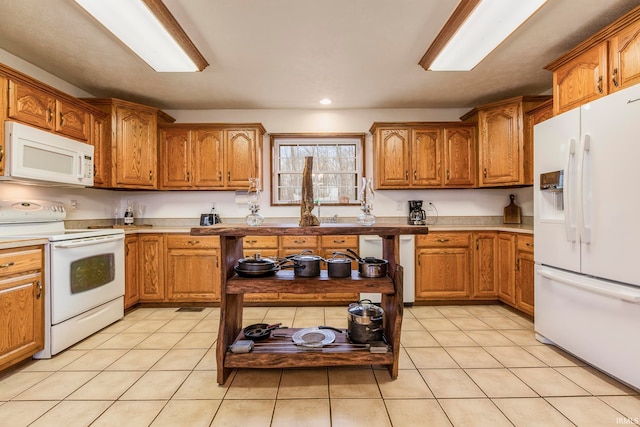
[408,200,427,225]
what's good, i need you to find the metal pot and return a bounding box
[286,250,323,277]
[347,299,384,343]
[325,252,353,278]
[346,248,388,278]
[234,254,284,277]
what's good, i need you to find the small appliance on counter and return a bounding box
[200,206,221,226]
[408,200,427,225]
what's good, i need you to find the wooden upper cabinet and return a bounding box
[159,124,263,190]
[225,128,259,188]
[552,43,608,114]
[608,18,640,93]
[193,128,223,188]
[462,96,549,187]
[8,79,56,131]
[89,113,108,187]
[160,127,191,188]
[116,106,157,188]
[83,98,174,189]
[55,99,89,141]
[0,76,7,176]
[443,125,475,187]
[372,122,475,189]
[375,128,410,188]
[546,5,640,113]
[412,128,441,186]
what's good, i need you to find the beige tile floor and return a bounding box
[1,304,639,426]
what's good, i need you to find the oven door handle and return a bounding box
[52,234,124,248]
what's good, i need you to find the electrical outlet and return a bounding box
[396,201,403,211]
[425,201,435,211]
[70,200,78,211]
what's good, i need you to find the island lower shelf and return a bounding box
[225,327,394,369]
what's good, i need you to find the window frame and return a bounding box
[270,133,366,206]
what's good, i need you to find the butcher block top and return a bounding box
[190,223,429,237]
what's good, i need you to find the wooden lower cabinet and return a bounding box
[138,234,165,302]
[415,232,472,300]
[166,235,220,302]
[0,245,45,371]
[515,235,535,315]
[473,232,498,298]
[497,232,516,306]
[124,235,139,309]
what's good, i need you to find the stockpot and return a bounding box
[347,299,384,343]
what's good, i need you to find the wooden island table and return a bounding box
[190,223,428,384]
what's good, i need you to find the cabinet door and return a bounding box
[412,128,441,186]
[160,127,191,188]
[443,126,475,187]
[124,235,139,309]
[478,103,521,186]
[0,273,44,371]
[115,106,157,188]
[473,232,497,298]
[497,233,516,306]
[225,129,257,188]
[8,80,55,131]
[375,128,410,188]
[553,42,608,114]
[193,128,224,188]
[0,77,6,176]
[516,250,535,316]
[415,247,471,300]
[608,19,640,93]
[138,234,165,301]
[166,247,220,302]
[90,114,109,187]
[55,100,89,141]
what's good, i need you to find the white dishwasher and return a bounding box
[358,235,415,304]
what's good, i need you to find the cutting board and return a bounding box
[503,194,522,224]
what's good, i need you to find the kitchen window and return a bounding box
[271,134,365,206]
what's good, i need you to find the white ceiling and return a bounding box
[0,0,638,110]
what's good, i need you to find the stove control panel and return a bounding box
[0,200,66,223]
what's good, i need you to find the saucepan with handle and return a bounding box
[345,248,388,278]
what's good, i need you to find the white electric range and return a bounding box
[0,200,125,358]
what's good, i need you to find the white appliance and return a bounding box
[0,200,124,358]
[534,84,640,390]
[1,121,94,187]
[358,235,415,304]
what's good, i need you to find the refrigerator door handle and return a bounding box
[564,138,577,242]
[576,134,592,243]
[538,268,640,303]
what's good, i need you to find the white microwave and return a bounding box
[1,121,94,187]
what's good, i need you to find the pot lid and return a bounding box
[292,328,335,346]
[238,254,278,265]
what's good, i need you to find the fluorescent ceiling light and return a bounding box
[74,0,208,72]
[420,0,547,71]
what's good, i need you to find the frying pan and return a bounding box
[242,323,282,341]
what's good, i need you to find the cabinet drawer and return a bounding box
[243,236,278,249]
[0,247,42,277]
[280,236,319,248]
[417,232,470,247]
[516,235,534,252]
[166,235,220,249]
[320,235,358,248]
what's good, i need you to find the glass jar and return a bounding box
[358,177,376,226]
[246,177,264,226]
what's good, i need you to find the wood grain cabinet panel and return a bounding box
[472,232,498,298]
[444,126,476,187]
[193,128,224,188]
[0,246,44,371]
[166,235,220,302]
[55,99,89,141]
[124,235,139,309]
[374,128,411,188]
[515,235,535,316]
[8,80,55,131]
[497,232,516,306]
[138,234,165,302]
[608,18,640,93]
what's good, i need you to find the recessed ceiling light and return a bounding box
[320,98,332,105]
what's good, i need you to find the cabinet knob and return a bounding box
[0,261,15,268]
[186,171,191,181]
[612,68,619,87]
[47,108,53,123]
[483,168,487,178]
[149,170,153,180]
[188,240,200,245]
[405,171,409,180]
[36,280,42,299]
[228,172,231,181]
[59,112,64,126]
[437,239,449,243]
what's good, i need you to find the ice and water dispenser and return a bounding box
[539,170,564,220]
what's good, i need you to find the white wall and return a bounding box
[0,49,533,221]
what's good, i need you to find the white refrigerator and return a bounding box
[534,84,640,390]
